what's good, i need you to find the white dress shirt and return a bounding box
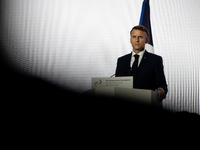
[130,50,146,68]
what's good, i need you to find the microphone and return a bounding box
[110,74,115,77]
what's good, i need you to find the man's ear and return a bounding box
[130,38,132,44]
[145,37,149,44]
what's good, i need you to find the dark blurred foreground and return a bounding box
[1,47,200,146]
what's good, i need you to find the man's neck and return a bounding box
[132,49,145,54]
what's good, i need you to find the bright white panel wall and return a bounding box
[151,0,200,113]
[1,0,199,114]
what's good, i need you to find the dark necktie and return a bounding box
[132,54,139,76]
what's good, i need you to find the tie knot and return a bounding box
[134,54,139,59]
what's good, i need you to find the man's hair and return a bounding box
[130,25,149,38]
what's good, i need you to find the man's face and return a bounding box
[130,29,149,53]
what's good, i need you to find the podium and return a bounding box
[83,77,162,107]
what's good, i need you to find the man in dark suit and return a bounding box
[115,25,168,102]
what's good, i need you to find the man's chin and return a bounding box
[133,46,144,51]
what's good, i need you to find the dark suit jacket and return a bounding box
[115,50,168,94]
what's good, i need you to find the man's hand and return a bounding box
[156,89,166,102]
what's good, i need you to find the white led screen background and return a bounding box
[1,0,199,114]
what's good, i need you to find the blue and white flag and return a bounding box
[139,0,154,53]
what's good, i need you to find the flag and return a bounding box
[139,0,154,53]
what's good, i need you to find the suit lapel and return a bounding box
[125,53,132,75]
[137,51,149,75]
[125,52,132,69]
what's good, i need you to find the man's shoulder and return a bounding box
[145,51,162,60]
[118,53,131,60]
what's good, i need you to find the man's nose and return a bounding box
[135,37,139,42]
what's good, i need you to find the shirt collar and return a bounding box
[131,49,146,58]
